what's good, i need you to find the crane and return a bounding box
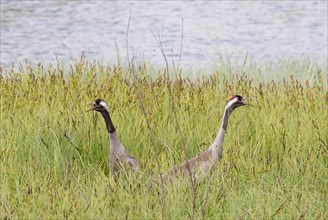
[165,95,249,180]
[87,99,139,175]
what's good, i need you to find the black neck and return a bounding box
[100,110,115,133]
[222,108,233,130]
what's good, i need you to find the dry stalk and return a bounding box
[152,21,196,220]
[125,11,167,220]
[0,195,12,220]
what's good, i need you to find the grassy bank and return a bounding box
[0,59,327,219]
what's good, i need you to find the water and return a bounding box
[1,1,327,71]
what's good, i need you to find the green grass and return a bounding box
[0,59,327,219]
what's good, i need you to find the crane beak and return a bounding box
[86,102,96,112]
[241,97,253,106]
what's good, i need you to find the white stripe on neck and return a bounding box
[226,97,238,108]
[100,101,109,110]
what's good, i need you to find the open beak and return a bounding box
[86,102,96,112]
[241,97,253,107]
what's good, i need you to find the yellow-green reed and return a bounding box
[0,59,327,219]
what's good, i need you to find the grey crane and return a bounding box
[165,95,249,180]
[88,99,139,175]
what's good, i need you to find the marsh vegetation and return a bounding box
[0,58,327,219]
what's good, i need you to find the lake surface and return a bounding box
[1,1,327,71]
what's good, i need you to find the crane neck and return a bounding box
[221,107,232,131]
[100,110,116,134]
[208,106,233,157]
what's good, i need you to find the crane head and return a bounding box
[87,98,109,112]
[226,95,248,110]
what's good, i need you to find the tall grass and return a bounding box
[0,58,327,219]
